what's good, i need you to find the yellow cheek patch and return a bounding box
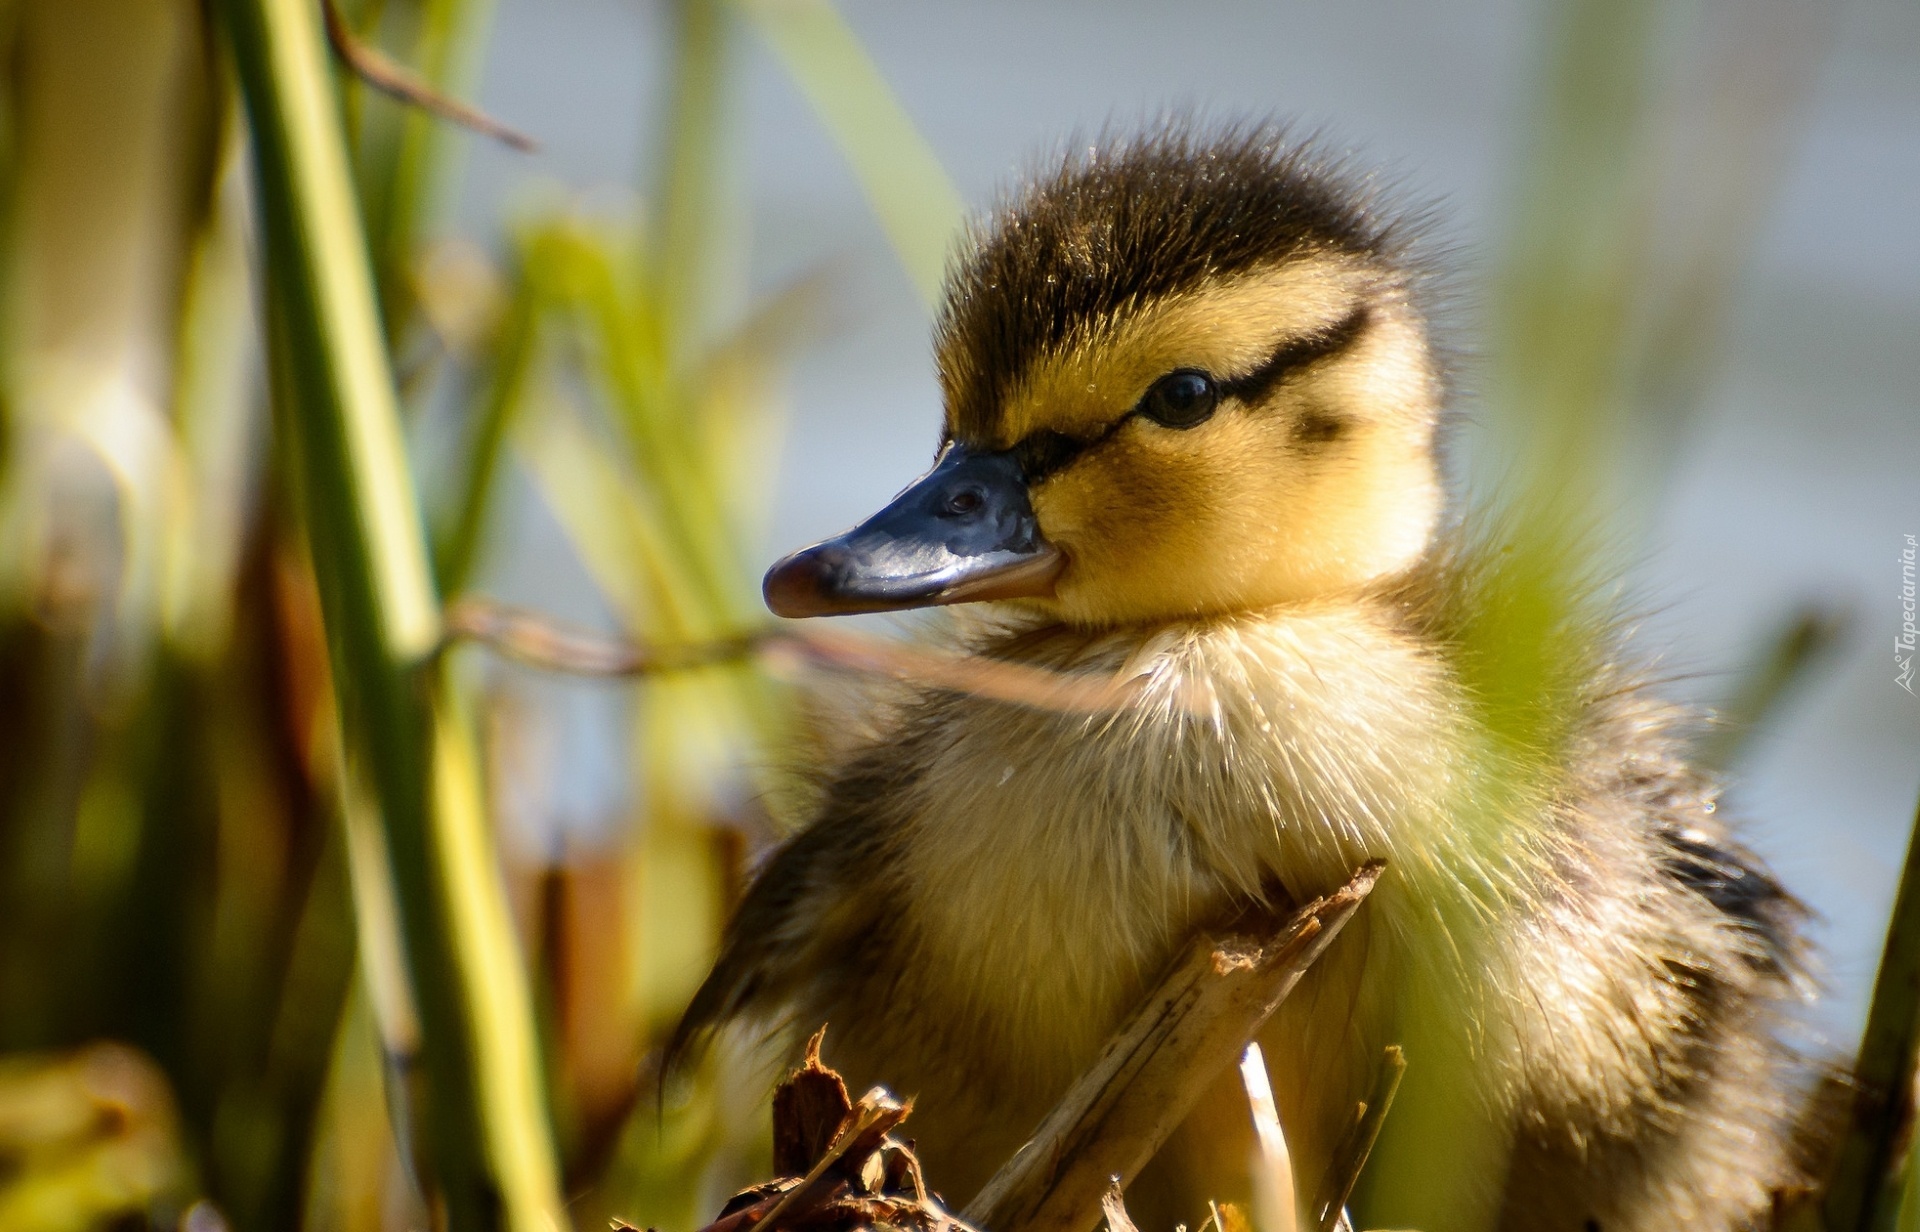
[1031,423,1218,563]
[1030,413,1295,617]
[1028,383,1441,626]
[967,256,1376,448]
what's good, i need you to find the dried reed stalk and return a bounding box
[320,0,537,151]
[1310,1046,1405,1232]
[444,597,1168,715]
[1241,1042,1297,1232]
[962,863,1384,1232]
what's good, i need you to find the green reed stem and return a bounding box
[435,250,540,596]
[1824,785,1920,1232]
[738,0,963,311]
[216,0,566,1227]
[652,0,729,359]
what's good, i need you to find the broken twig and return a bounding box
[963,863,1384,1232]
[320,0,538,152]
[444,597,757,674]
[1311,1045,1406,1232]
[1099,1181,1140,1232]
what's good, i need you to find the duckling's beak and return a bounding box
[763,443,1064,618]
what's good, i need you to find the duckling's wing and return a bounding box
[665,826,829,1074]
[664,794,896,1076]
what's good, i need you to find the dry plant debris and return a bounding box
[319,0,539,152]
[965,864,1383,1232]
[617,1029,978,1232]
[1099,1181,1141,1232]
[1310,1046,1405,1232]
[626,864,1385,1232]
[446,598,1171,716]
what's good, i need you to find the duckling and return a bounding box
[673,125,1818,1232]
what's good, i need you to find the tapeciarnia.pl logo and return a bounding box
[1900,533,1917,695]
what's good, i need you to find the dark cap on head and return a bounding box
[934,123,1407,441]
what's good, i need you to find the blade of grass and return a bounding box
[737,0,963,310]
[546,226,746,626]
[1822,783,1920,1232]
[1484,0,1660,516]
[1363,1,1661,1225]
[1312,1046,1406,1232]
[651,0,731,358]
[215,0,566,1227]
[164,94,259,661]
[433,241,541,595]
[515,392,702,631]
[232,802,357,1232]
[306,979,427,1232]
[1622,0,1834,494]
[430,674,572,1226]
[689,267,829,538]
[349,0,516,347]
[1695,604,1849,774]
[513,395,780,755]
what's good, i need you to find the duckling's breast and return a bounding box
[869,599,1485,1112]
[793,599,1810,1231]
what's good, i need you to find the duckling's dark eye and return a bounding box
[944,487,983,516]
[1139,370,1219,429]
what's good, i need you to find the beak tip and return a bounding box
[763,551,828,619]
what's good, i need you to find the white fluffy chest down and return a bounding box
[864,600,1505,1103]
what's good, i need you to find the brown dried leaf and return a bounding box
[774,1027,854,1176]
[673,1046,977,1232]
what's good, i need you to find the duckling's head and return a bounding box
[767,125,1446,628]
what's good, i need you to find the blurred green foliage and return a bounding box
[0,0,955,1227]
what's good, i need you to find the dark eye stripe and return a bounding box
[1013,419,1130,483]
[1218,304,1371,406]
[1012,429,1091,481]
[1001,304,1371,482]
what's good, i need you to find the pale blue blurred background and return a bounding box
[452,0,1917,1043]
